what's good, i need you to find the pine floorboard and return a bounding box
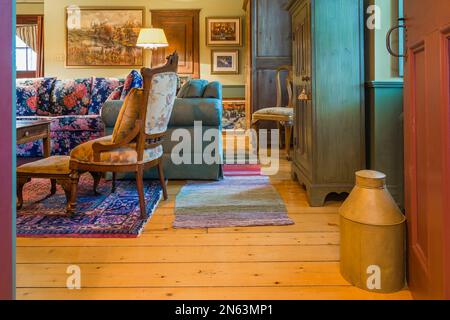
[16,152,412,300]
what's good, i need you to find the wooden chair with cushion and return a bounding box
[252,65,294,160]
[70,53,179,219]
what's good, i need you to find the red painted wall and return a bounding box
[0,0,14,300]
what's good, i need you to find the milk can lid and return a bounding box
[356,170,386,189]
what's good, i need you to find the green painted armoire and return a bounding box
[286,0,366,206]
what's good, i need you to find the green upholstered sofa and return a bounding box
[100,80,223,180]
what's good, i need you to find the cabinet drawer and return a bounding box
[17,125,48,143]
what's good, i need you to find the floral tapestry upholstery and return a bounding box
[16,77,56,116]
[17,130,105,157]
[17,115,104,157]
[51,78,92,115]
[70,135,163,165]
[254,107,294,117]
[16,85,38,116]
[145,72,178,135]
[49,115,105,132]
[89,77,124,115]
[120,70,143,100]
[112,88,143,144]
[15,74,130,158]
[17,140,43,158]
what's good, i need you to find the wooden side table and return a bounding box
[16,120,51,157]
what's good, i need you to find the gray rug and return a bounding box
[174,176,294,229]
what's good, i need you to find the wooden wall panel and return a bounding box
[0,0,15,301]
[249,0,292,114]
[151,10,200,78]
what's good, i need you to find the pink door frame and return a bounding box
[0,0,15,300]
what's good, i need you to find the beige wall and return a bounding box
[43,0,246,86]
[17,1,44,15]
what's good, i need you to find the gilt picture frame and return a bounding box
[211,50,239,75]
[65,6,145,68]
[206,17,242,47]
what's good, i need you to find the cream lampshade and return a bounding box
[136,28,169,50]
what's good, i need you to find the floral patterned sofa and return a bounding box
[16,71,142,157]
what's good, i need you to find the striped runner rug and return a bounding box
[223,164,261,176]
[174,176,294,229]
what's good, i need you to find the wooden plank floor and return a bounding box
[16,153,412,300]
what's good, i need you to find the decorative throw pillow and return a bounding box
[16,77,56,115]
[16,85,38,116]
[120,70,143,100]
[203,81,222,100]
[89,77,123,115]
[183,79,209,98]
[177,81,190,98]
[51,78,92,115]
[112,88,144,144]
[106,85,124,101]
[36,77,57,114]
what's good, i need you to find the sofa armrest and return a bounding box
[170,98,223,127]
[100,100,123,129]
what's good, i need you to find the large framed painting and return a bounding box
[206,17,242,46]
[65,6,144,67]
[211,50,239,75]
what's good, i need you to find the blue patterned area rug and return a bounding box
[16,175,162,238]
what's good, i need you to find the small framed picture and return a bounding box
[211,50,239,75]
[206,17,242,46]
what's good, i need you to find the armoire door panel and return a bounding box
[292,0,312,179]
[288,0,365,206]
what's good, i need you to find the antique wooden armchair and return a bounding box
[69,53,179,219]
[251,65,294,160]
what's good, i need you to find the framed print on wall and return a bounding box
[211,50,239,75]
[206,17,242,46]
[65,6,144,67]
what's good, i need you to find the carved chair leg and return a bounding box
[89,172,102,195]
[157,160,168,201]
[61,171,79,215]
[112,172,117,193]
[50,179,57,195]
[16,177,29,210]
[59,180,72,215]
[136,166,147,220]
[285,124,293,161]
